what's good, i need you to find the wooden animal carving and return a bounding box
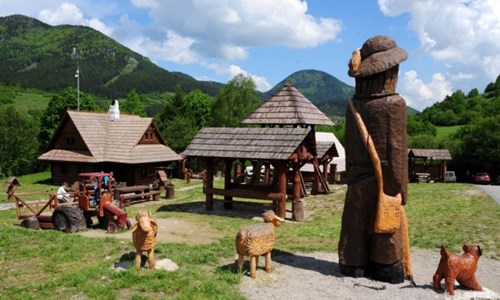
[433,244,483,295]
[236,210,284,278]
[132,210,158,270]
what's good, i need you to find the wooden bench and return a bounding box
[204,187,284,202]
[203,187,286,218]
[116,185,161,207]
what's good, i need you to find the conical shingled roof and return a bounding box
[241,81,334,126]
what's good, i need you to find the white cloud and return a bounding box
[38,2,84,24]
[379,0,500,92]
[132,0,342,61]
[204,62,272,92]
[130,0,158,8]
[38,2,114,35]
[121,0,341,90]
[402,70,452,111]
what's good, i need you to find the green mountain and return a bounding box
[265,69,419,116]
[265,69,355,116]
[0,14,222,98]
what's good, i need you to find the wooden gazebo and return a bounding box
[241,81,335,193]
[181,127,317,221]
[182,82,336,221]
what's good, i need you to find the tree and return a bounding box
[408,134,439,149]
[154,87,213,153]
[452,116,500,174]
[163,116,199,153]
[467,88,479,98]
[184,90,213,127]
[121,89,146,116]
[0,105,40,177]
[38,87,98,151]
[407,114,436,136]
[210,74,260,127]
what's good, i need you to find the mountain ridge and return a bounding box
[0,14,222,98]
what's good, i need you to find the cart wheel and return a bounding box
[53,210,69,231]
[126,219,132,230]
[107,221,118,233]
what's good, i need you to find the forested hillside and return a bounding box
[0,14,222,98]
[411,75,500,179]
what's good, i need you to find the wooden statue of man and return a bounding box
[338,35,410,283]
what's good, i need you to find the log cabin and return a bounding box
[38,102,181,186]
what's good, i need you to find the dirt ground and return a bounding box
[238,249,500,300]
[77,217,222,244]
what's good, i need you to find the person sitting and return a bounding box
[91,176,100,207]
[57,182,72,203]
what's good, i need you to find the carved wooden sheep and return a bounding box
[236,210,284,278]
[132,210,158,270]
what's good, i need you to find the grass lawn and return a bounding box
[0,172,498,299]
[12,90,53,112]
[435,125,463,141]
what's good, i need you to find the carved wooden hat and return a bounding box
[349,35,408,78]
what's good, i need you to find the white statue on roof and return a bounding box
[108,99,120,121]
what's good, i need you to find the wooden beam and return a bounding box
[224,159,233,209]
[205,158,214,210]
[292,167,304,221]
[277,162,287,219]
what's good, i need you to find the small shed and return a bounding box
[408,149,452,182]
[181,127,317,221]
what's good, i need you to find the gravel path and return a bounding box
[239,249,500,300]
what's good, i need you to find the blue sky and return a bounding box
[1,0,499,111]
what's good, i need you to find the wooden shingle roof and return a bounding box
[408,149,452,160]
[181,127,312,160]
[38,111,181,164]
[316,132,340,158]
[241,81,334,126]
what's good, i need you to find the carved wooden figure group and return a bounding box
[235,210,284,278]
[132,210,158,270]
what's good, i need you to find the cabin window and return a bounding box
[66,137,75,145]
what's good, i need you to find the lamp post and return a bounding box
[75,67,80,111]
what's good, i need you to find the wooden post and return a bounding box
[322,161,329,184]
[205,158,214,211]
[442,160,447,182]
[224,159,233,209]
[263,162,271,184]
[234,162,242,184]
[329,164,337,184]
[292,167,304,222]
[277,162,287,219]
[311,158,322,194]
